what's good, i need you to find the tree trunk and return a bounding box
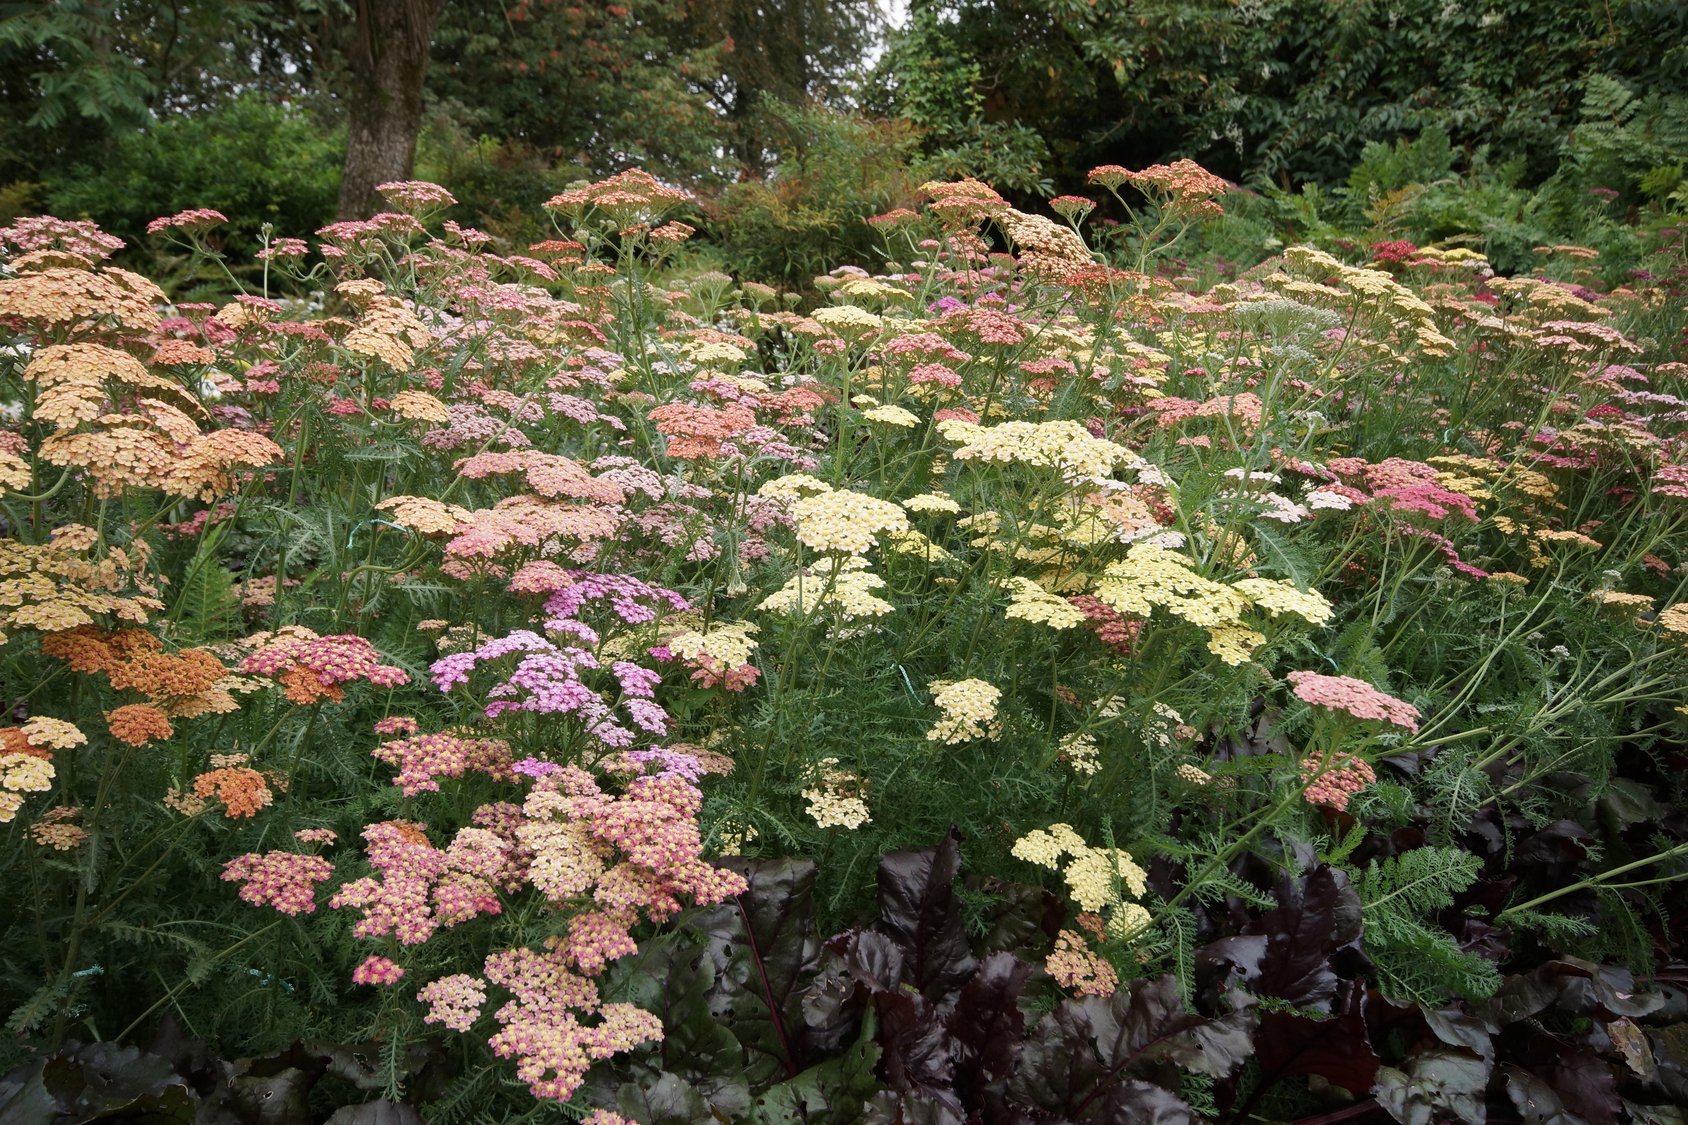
[335,0,445,220]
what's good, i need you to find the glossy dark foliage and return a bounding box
[592,828,1688,1125]
[0,1021,439,1125]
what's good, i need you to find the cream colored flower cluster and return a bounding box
[665,621,759,668]
[1278,246,1456,357]
[801,758,871,829]
[789,487,910,554]
[926,678,1003,743]
[757,556,894,620]
[1005,577,1087,629]
[1011,823,1151,937]
[1092,542,1331,665]
[936,418,1143,481]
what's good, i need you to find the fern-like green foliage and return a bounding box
[172,548,239,642]
[1352,847,1500,1005]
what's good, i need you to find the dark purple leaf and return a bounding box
[1422,1006,1496,1066]
[1373,1051,1488,1125]
[1006,976,1215,1120]
[617,1071,712,1125]
[322,1100,424,1125]
[693,857,826,1084]
[1246,865,1365,1013]
[1516,1030,1620,1125]
[949,952,1031,1089]
[1255,985,1379,1095]
[1501,1065,1589,1125]
[874,828,978,999]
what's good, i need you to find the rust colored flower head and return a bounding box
[192,765,273,818]
[105,703,174,746]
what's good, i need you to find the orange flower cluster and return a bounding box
[544,169,691,220]
[341,286,433,370]
[192,755,274,818]
[105,703,174,746]
[918,177,1009,226]
[646,402,756,460]
[42,626,236,718]
[999,208,1093,282]
[0,265,165,333]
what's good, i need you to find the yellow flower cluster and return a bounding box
[1092,543,1331,665]
[1058,731,1101,776]
[903,492,962,515]
[1005,577,1087,629]
[0,539,162,641]
[757,473,833,503]
[789,487,909,555]
[757,557,894,620]
[1,752,55,823]
[341,291,433,370]
[1011,823,1150,934]
[1280,246,1456,357]
[882,528,953,562]
[666,621,759,667]
[927,678,1003,743]
[20,717,86,749]
[812,305,884,335]
[862,404,920,428]
[936,418,1143,480]
[390,390,451,424]
[1230,578,1335,626]
[801,758,871,829]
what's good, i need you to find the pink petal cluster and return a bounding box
[1299,751,1378,812]
[1286,671,1421,732]
[221,850,335,915]
[417,973,487,1032]
[372,730,515,796]
[351,955,406,986]
[240,632,410,689]
[483,941,664,1101]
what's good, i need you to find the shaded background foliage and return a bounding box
[3,0,1686,279]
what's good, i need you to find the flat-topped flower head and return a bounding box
[789,488,909,554]
[377,181,458,213]
[1287,671,1420,732]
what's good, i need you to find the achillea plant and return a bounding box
[3,165,1686,1119]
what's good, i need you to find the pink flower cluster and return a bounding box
[1299,751,1378,812]
[146,208,228,236]
[329,820,503,945]
[372,730,515,796]
[1287,671,1421,732]
[428,630,668,745]
[221,850,335,915]
[417,973,487,1032]
[351,955,406,986]
[240,632,410,693]
[484,942,664,1101]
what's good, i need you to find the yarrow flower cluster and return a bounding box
[240,628,409,704]
[801,757,872,829]
[1299,751,1378,812]
[926,678,1003,743]
[1011,823,1151,937]
[221,850,335,915]
[1286,671,1421,732]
